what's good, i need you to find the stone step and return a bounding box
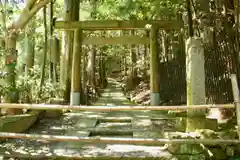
[56,118,98,149]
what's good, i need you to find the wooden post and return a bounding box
[70,29,82,105]
[149,26,160,106]
[231,74,240,139]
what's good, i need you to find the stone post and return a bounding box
[186,37,217,132]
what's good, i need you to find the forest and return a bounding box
[0,0,239,159]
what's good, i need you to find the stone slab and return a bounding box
[0,110,39,133]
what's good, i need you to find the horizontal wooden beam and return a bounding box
[0,132,239,145]
[54,20,184,30]
[0,103,235,111]
[82,36,149,45]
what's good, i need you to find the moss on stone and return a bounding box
[186,118,218,132]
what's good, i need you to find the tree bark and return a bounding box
[39,6,47,91]
[81,48,87,104]
[3,32,20,115]
[50,37,60,84]
[130,30,137,77]
[99,50,107,88]
[3,0,51,115]
[60,31,66,86]
[7,0,51,31]
[63,0,79,103]
[87,46,96,88]
[49,0,54,83]
[161,30,169,61]
[25,18,36,75]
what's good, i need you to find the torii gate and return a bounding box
[53,19,184,106]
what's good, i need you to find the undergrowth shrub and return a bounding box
[0,65,64,103]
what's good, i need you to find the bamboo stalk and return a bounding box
[0,103,235,111]
[0,154,173,160]
[0,132,239,145]
[0,154,178,160]
[231,74,240,139]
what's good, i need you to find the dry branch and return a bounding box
[26,0,37,10]
[8,0,51,31]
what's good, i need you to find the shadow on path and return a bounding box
[0,78,175,159]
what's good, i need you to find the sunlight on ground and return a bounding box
[135,119,152,126]
[53,144,173,158]
[0,79,178,159]
[100,117,132,120]
[97,123,131,128]
[50,126,66,131]
[106,103,115,106]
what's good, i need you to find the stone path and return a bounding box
[0,78,177,159]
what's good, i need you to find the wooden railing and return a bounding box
[0,74,239,158]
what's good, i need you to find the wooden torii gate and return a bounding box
[53,20,184,106]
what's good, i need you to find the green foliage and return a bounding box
[0,65,63,103]
[86,0,183,20]
[15,66,64,103]
[0,0,186,104]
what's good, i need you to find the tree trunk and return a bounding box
[120,31,127,77]
[62,0,73,102]
[2,0,51,115]
[124,54,127,76]
[193,0,212,41]
[60,31,67,86]
[50,37,60,84]
[49,0,54,83]
[0,1,6,106]
[81,48,87,104]
[63,23,73,103]
[25,19,35,75]
[99,51,107,88]
[39,6,47,91]
[63,0,79,103]
[87,46,96,89]
[25,36,35,74]
[142,30,149,81]
[3,32,21,115]
[23,19,35,103]
[161,30,169,61]
[130,30,137,77]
